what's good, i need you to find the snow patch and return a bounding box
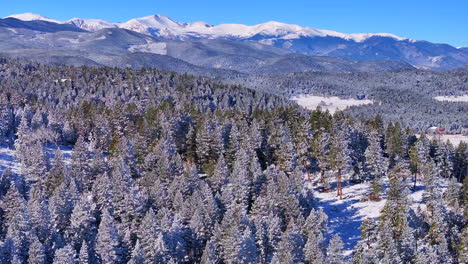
[433,95,468,102]
[128,42,167,55]
[291,95,373,114]
[417,134,468,146]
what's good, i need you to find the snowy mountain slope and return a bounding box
[67,18,120,32]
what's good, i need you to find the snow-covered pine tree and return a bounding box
[330,121,351,200]
[28,234,47,264]
[128,240,145,264]
[95,210,125,264]
[326,234,345,264]
[364,130,387,200]
[53,244,77,264]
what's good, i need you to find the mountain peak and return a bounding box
[5,12,62,24]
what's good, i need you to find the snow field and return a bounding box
[433,95,468,102]
[291,95,373,114]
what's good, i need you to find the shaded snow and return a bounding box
[308,176,446,256]
[0,146,20,174]
[292,95,373,114]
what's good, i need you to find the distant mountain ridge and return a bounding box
[2,12,468,70]
[6,13,405,42]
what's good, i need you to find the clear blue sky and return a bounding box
[2,0,467,47]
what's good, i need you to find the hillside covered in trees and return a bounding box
[0,58,466,263]
[220,70,468,134]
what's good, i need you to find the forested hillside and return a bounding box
[0,58,466,263]
[220,70,468,133]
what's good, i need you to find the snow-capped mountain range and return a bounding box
[5,12,406,42]
[2,12,467,70]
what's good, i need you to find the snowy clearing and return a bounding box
[128,42,167,55]
[0,145,72,175]
[416,134,467,146]
[433,95,468,102]
[291,95,373,114]
[308,176,446,256]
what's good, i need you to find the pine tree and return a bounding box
[78,242,91,264]
[95,210,124,264]
[200,239,220,264]
[234,226,258,264]
[70,136,91,191]
[138,209,161,262]
[364,131,387,200]
[128,240,145,264]
[458,226,468,264]
[296,119,313,181]
[313,132,331,190]
[326,234,345,264]
[276,126,298,174]
[28,235,47,264]
[272,221,305,264]
[210,154,229,193]
[45,149,67,197]
[330,123,351,200]
[379,162,411,242]
[28,186,52,243]
[68,193,97,249]
[53,245,77,264]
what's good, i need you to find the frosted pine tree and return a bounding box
[53,245,77,264]
[45,149,67,197]
[271,221,306,264]
[235,226,258,264]
[330,123,351,200]
[78,241,91,264]
[364,131,387,200]
[68,192,97,249]
[28,235,47,264]
[200,239,220,264]
[95,210,124,264]
[128,240,145,264]
[314,132,331,190]
[276,126,298,174]
[70,136,91,191]
[326,234,345,264]
[138,209,161,262]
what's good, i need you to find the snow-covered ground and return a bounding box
[0,145,72,175]
[433,95,468,102]
[291,95,373,114]
[0,146,20,174]
[128,42,167,55]
[416,134,468,146]
[308,176,445,256]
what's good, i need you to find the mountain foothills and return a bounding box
[2,12,468,71]
[0,58,467,264]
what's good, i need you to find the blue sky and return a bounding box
[1,0,467,46]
